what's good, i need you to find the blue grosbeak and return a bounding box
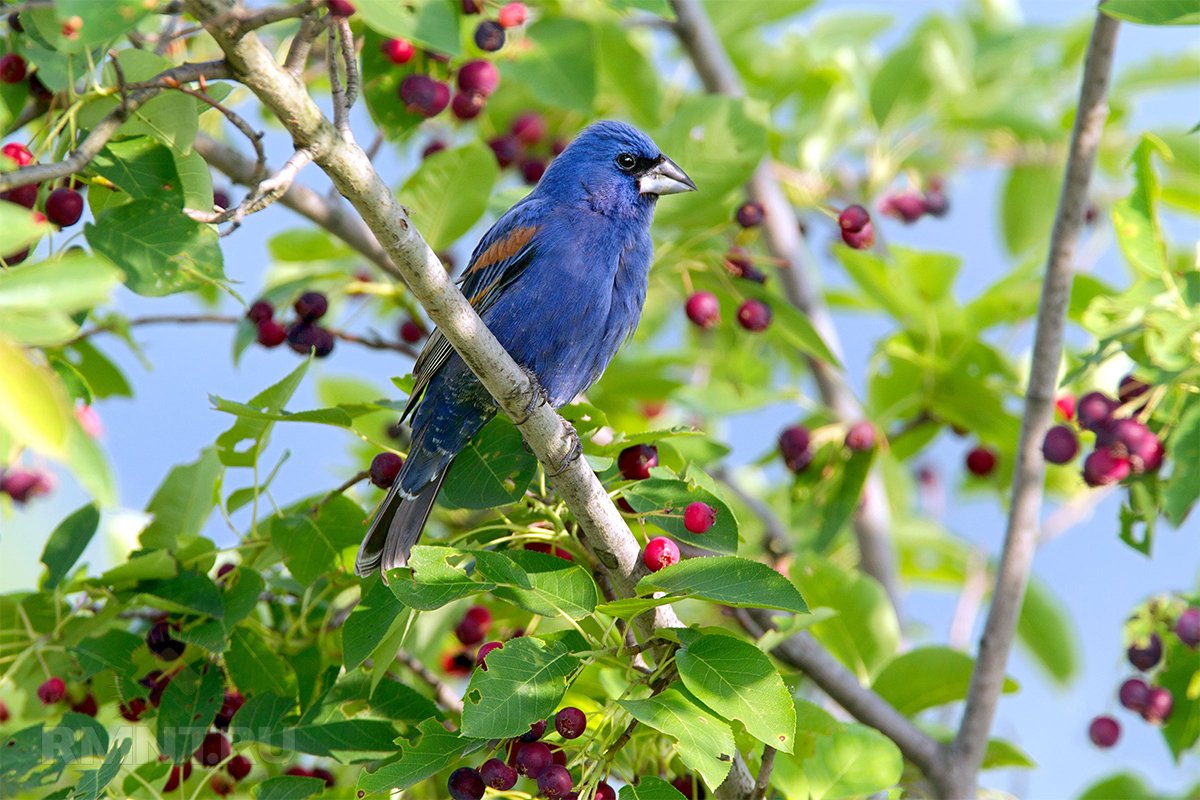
[356,121,695,577]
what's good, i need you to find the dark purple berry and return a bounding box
[1127,633,1162,671]
[147,620,185,661]
[845,421,876,452]
[474,20,506,52]
[247,300,274,324]
[194,731,231,766]
[119,697,148,721]
[399,319,425,344]
[554,707,586,739]
[735,201,764,228]
[1118,677,1150,713]
[287,323,335,358]
[452,91,485,121]
[0,467,53,503]
[399,75,450,117]
[521,158,546,185]
[841,221,875,249]
[595,782,617,800]
[0,53,26,84]
[326,0,355,16]
[1118,374,1150,410]
[965,445,997,477]
[514,741,552,776]
[838,204,870,233]
[736,299,771,331]
[1143,686,1173,724]
[212,190,231,210]
[294,291,328,321]
[256,319,287,347]
[214,690,245,729]
[1041,425,1079,464]
[536,765,573,798]
[922,189,949,217]
[618,444,657,480]
[1087,715,1119,748]
[476,641,503,669]
[1175,607,1200,648]
[7,13,23,32]
[37,677,66,704]
[422,140,447,159]
[1082,448,1130,487]
[1077,391,1119,431]
[3,182,39,209]
[685,292,720,329]
[457,60,499,96]
[881,193,925,223]
[45,187,83,226]
[512,113,546,146]
[369,452,404,489]
[455,605,492,645]
[447,767,486,800]
[778,425,812,472]
[479,758,516,790]
[70,693,98,716]
[488,135,521,168]
[462,0,483,13]
[519,718,547,742]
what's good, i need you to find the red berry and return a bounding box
[194,731,231,767]
[488,134,521,168]
[479,758,516,789]
[441,650,474,675]
[736,299,771,332]
[452,91,486,120]
[512,113,546,146]
[685,291,720,329]
[1087,715,1119,748]
[1055,394,1076,421]
[163,762,192,792]
[476,641,503,670]
[595,782,617,800]
[1082,448,1130,487]
[671,776,706,799]
[447,767,485,800]
[247,300,274,323]
[520,718,547,742]
[617,443,657,480]
[1143,686,1173,724]
[0,700,10,723]
[294,291,328,322]
[422,140,447,159]
[214,689,245,728]
[643,537,679,571]
[841,220,875,249]
[399,75,450,117]
[514,741,552,776]
[474,20,506,52]
[226,754,252,781]
[119,697,148,721]
[735,201,765,228]
[1127,633,1162,671]
[310,768,336,788]
[1,467,54,503]
[284,767,313,778]
[0,53,26,84]
[536,765,573,798]
[381,38,415,65]
[256,319,287,347]
[554,706,586,739]
[844,421,876,452]
[880,193,925,223]
[70,693,98,716]
[2,142,33,166]
[497,2,528,27]
[141,670,172,707]
[778,425,812,472]
[1041,425,1079,464]
[1096,419,1163,473]
[965,445,998,477]
[1118,677,1150,713]
[1077,391,1118,431]
[399,319,425,343]
[683,501,716,534]
[369,452,404,489]
[44,188,83,227]
[1175,607,1200,648]
[455,605,492,645]
[838,204,870,233]
[458,60,499,96]
[326,0,355,16]
[147,620,185,661]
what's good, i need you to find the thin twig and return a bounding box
[753,746,776,800]
[943,13,1121,796]
[284,15,322,77]
[308,470,369,515]
[337,17,359,117]
[240,0,322,30]
[394,649,464,715]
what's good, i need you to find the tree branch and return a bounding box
[942,12,1121,795]
[668,0,901,612]
[0,61,229,192]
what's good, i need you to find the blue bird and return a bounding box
[356,120,695,577]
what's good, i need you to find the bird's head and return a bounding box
[537,120,696,217]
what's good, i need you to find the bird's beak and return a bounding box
[639,156,697,196]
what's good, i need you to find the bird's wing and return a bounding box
[401,202,543,421]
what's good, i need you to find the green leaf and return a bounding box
[792,556,899,682]
[871,646,1017,716]
[440,417,537,509]
[268,228,350,262]
[398,142,499,251]
[0,200,51,253]
[0,715,109,796]
[620,686,735,791]
[64,415,117,506]
[801,723,903,799]
[0,254,122,346]
[138,570,224,618]
[343,577,404,670]
[214,361,310,468]
[270,515,339,586]
[355,0,462,56]
[1016,576,1079,684]
[595,21,664,128]
[1100,0,1200,25]
[254,776,327,800]
[503,18,596,114]
[1164,398,1200,525]
[1001,165,1059,256]
[869,42,931,127]
[139,448,223,550]
[1157,634,1200,759]
[156,665,224,764]
[55,0,151,46]
[622,476,739,554]
[71,629,143,679]
[676,633,796,752]
[174,147,214,211]
[637,556,809,614]
[982,738,1036,770]
[40,504,100,589]
[387,545,488,610]
[618,777,688,800]
[88,137,184,205]
[356,719,472,793]
[1077,772,1155,800]
[227,627,298,701]
[461,637,579,739]
[72,738,131,800]
[85,199,224,297]
[1112,135,1170,278]
[486,549,599,620]
[97,549,176,585]
[813,451,874,552]
[0,337,72,456]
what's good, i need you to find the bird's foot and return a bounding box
[509,367,549,425]
[547,424,583,477]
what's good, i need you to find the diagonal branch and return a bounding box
[942,12,1121,795]
[668,0,901,612]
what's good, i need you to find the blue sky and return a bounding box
[2,1,1198,797]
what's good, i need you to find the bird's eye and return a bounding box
[615,153,637,171]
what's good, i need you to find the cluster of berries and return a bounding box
[0,26,57,108]
[683,201,779,333]
[2,141,86,263]
[777,421,877,474]
[246,292,336,357]
[1042,375,1164,486]
[466,1,529,53]
[1088,602,1198,749]
[878,180,949,224]
[612,444,716,569]
[487,111,563,185]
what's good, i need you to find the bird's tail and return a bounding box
[355,469,449,579]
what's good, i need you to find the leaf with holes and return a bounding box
[461,636,579,739]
